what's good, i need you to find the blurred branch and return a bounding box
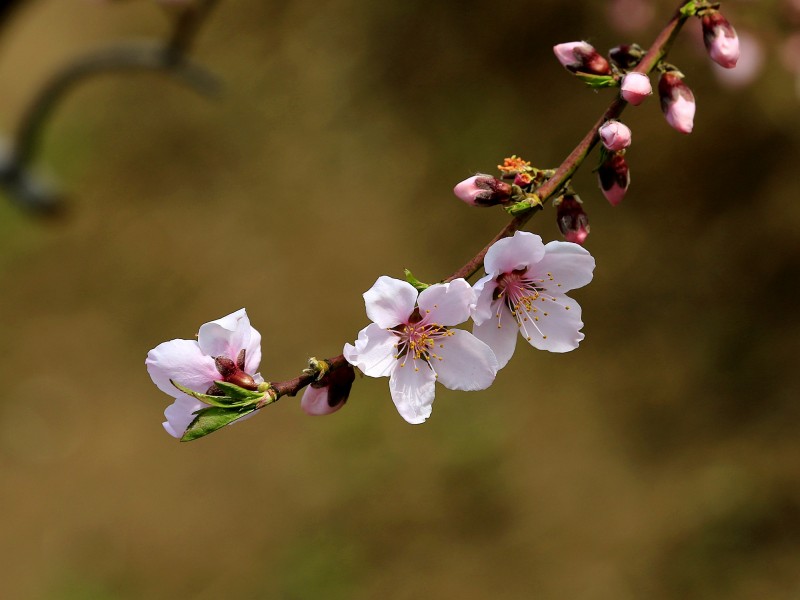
[1,0,222,214]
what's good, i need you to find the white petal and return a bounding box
[163,395,206,439]
[146,339,218,398]
[518,294,585,353]
[432,329,498,391]
[471,274,497,325]
[243,325,262,374]
[417,278,475,327]
[389,361,436,424]
[484,231,545,276]
[197,308,253,360]
[472,305,519,369]
[534,241,596,293]
[301,385,345,416]
[343,323,398,378]
[363,276,418,328]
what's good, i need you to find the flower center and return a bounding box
[393,313,454,368]
[494,268,545,315]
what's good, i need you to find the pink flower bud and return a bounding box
[597,153,630,206]
[702,11,739,69]
[453,175,512,207]
[659,71,696,134]
[301,365,355,416]
[556,194,590,245]
[620,72,652,105]
[553,41,611,75]
[598,120,632,152]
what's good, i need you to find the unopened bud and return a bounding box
[598,120,632,152]
[553,41,611,75]
[620,72,652,105]
[609,44,645,70]
[556,194,590,245]
[301,365,355,416]
[702,11,739,69]
[659,71,695,134]
[214,356,258,390]
[597,153,630,206]
[453,175,513,207]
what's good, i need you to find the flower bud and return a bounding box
[453,174,512,207]
[620,72,652,105]
[214,356,258,390]
[555,194,590,245]
[598,120,632,152]
[301,365,355,416]
[553,41,611,75]
[658,71,695,134]
[702,11,739,69]
[597,153,630,206]
[609,44,645,70]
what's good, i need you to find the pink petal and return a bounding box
[471,274,498,326]
[343,323,398,377]
[534,242,596,293]
[472,305,519,369]
[417,278,475,327]
[197,309,254,360]
[163,395,206,439]
[484,231,546,276]
[146,338,218,398]
[520,295,585,353]
[301,385,345,416]
[389,360,436,424]
[432,330,498,391]
[363,276,418,328]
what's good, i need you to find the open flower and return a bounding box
[344,277,498,424]
[472,231,595,368]
[146,309,262,438]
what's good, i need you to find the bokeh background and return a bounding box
[1,0,799,598]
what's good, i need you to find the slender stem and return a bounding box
[262,1,693,404]
[165,0,220,62]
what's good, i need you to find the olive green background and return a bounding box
[1,1,799,598]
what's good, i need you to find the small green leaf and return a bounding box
[575,73,618,89]
[404,269,430,292]
[170,380,264,408]
[679,1,699,18]
[181,406,257,442]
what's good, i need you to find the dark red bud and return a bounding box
[556,194,590,245]
[312,364,356,408]
[214,355,258,390]
[597,153,630,206]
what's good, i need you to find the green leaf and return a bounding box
[575,73,618,89]
[679,1,699,18]
[181,406,257,442]
[170,380,264,409]
[404,269,430,292]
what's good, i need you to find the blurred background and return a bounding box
[1,0,799,598]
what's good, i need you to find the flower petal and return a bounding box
[534,241,596,293]
[301,385,344,416]
[343,323,398,378]
[484,231,546,276]
[146,338,218,398]
[518,294,585,353]
[197,309,253,360]
[432,329,498,391]
[471,274,498,325]
[389,361,436,424]
[472,305,519,369]
[243,325,262,374]
[363,276,418,328]
[417,278,475,327]
[163,395,206,439]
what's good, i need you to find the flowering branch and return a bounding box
[146,0,742,440]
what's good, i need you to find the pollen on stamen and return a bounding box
[565,306,571,310]
[543,335,548,339]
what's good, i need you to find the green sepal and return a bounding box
[575,73,617,89]
[404,269,430,292]
[504,194,542,217]
[679,1,699,17]
[170,380,265,409]
[180,406,258,442]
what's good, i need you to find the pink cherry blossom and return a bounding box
[598,120,632,152]
[472,232,595,369]
[344,277,498,424]
[146,309,262,438]
[620,72,652,105]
